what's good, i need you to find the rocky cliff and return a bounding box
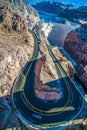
[0,1,35,97]
[64,24,87,88]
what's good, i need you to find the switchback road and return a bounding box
[12,30,84,129]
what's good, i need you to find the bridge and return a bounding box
[12,30,84,129]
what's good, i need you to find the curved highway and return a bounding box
[12,30,84,129]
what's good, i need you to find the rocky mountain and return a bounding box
[33,2,67,14]
[64,24,87,88]
[0,0,75,96]
[33,2,87,24]
[59,6,87,23]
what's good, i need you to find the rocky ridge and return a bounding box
[33,2,87,24]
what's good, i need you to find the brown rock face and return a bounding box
[35,55,62,100]
[64,24,87,87]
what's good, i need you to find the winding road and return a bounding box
[12,30,84,129]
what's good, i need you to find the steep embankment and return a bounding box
[64,24,87,88]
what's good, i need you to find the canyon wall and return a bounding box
[64,24,87,88]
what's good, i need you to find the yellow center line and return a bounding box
[47,106,75,113]
[49,52,73,114]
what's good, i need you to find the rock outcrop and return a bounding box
[64,24,87,87]
[35,56,62,100]
[40,42,59,83]
[35,41,74,100]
